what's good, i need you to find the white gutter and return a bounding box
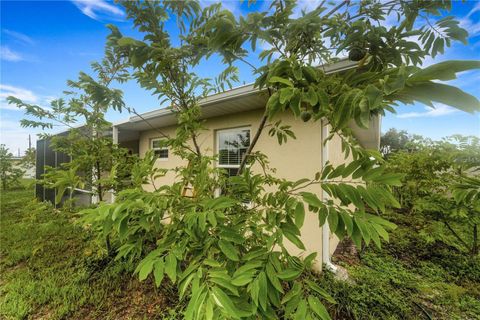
[322,121,338,273]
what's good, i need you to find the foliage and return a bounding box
[41,163,84,205]
[0,144,25,190]
[75,0,480,318]
[316,207,480,320]
[386,135,480,255]
[5,0,479,318]
[3,186,479,320]
[380,128,415,155]
[21,147,36,169]
[0,183,180,320]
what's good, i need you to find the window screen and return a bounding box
[151,139,168,159]
[217,128,250,169]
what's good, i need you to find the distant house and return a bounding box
[36,59,381,269]
[9,156,34,178]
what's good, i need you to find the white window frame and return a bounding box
[150,138,169,161]
[216,126,251,171]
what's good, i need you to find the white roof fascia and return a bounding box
[124,59,357,126]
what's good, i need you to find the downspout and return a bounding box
[110,125,119,204]
[322,121,338,273]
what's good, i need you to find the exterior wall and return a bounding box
[326,133,355,256]
[138,108,353,269]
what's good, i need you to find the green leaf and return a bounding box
[280,87,295,104]
[317,89,329,107]
[117,36,142,47]
[258,272,268,311]
[283,229,306,250]
[139,259,155,281]
[165,253,177,283]
[408,60,480,83]
[305,87,318,106]
[179,273,195,299]
[305,280,336,304]
[301,192,323,208]
[339,211,353,237]
[354,217,371,245]
[365,84,383,109]
[327,208,339,233]
[231,272,255,286]
[219,228,245,244]
[269,76,294,87]
[233,261,262,278]
[294,299,307,320]
[250,278,260,306]
[277,268,302,281]
[209,277,239,296]
[266,263,284,293]
[153,260,165,287]
[282,282,302,304]
[205,298,214,320]
[397,82,480,113]
[211,287,241,318]
[218,240,240,261]
[369,173,404,186]
[294,202,305,228]
[307,296,331,320]
[205,196,236,210]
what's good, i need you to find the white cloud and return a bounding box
[466,1,480,18]
[397,104,459,119]
[459,2,480,37]
[0,46,24,62]
[0,84,55,113]
[0,117,41,155]
[2,29,34,45]
[0,85,39,110]
[71,0,124,21]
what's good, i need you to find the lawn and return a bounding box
[1,184,479,319]
[0,183,179,320]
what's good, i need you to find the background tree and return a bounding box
[0,144,25,190]
[380,128,413,155]
[8,43,130,203]
[386,135,480,255]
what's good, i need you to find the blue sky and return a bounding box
[0,0,479,155]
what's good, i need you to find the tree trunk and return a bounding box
[106,236,112,256]
[444,220,470,253]
[96,160,103,202]
[237,88,273,175]
[472,224,478,255]
[238,111,269,175]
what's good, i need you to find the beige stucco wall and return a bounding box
[138,108,354,269]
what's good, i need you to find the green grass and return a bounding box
[0,183,177,320]
[1,184,479,319]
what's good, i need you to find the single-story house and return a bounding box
[36,59,380,270]
[111,59,381,270]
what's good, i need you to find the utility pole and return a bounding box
[28,134,32,150]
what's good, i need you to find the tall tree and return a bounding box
[380,128,412,155]
[8,43,130,203]
[0,144,24,190]
[46,0,480,318]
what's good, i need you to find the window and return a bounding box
[151,138,168,160]
[217,127,250,176]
